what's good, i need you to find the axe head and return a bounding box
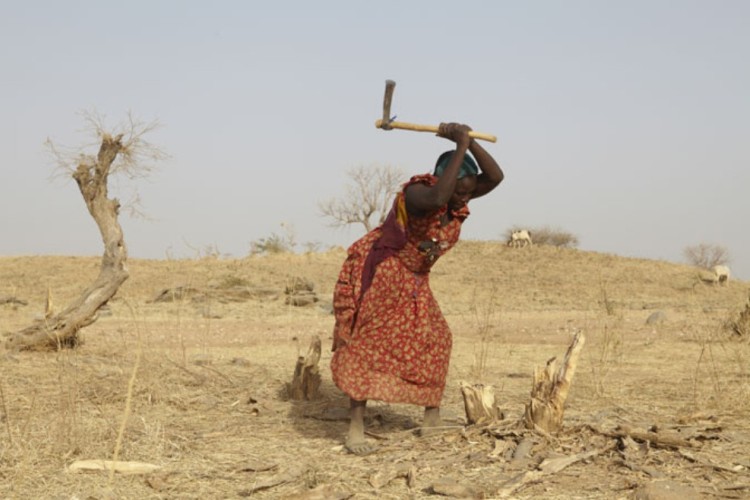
[380,79,396,130]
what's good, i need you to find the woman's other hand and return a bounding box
[438,122,472,149]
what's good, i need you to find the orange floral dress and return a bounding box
[330,174,469,407]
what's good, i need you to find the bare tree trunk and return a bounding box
[523,331,585,433]
[6,134,129,350]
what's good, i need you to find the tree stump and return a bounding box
[288,336,322,400]
[460,382,502,425]
[523,331,585,433]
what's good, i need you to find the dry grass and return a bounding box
[1,242,749,498]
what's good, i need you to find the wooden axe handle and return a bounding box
[375,119,497,143]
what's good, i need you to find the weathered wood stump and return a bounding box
[523,331,585,433]
[288,336,322,400]
[460,382,502,425]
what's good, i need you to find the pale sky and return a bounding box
[1,1,748,279]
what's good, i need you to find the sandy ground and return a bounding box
[1,244,749,499]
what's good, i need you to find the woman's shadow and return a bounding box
[282,374,420,445]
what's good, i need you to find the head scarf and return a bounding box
[433,151,479,179]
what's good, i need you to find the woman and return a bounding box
[330,123,504,455]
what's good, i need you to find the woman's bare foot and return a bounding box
[345,399,376,455]
[345,435,376,455]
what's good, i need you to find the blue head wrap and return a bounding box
[433,151,479,179]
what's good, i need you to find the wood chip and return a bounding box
[430,477,480,498]
[68,459,160,475]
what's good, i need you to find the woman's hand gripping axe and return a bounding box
[374,80,497,143]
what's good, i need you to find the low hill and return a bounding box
[0,242,748,499]
[1,241,745,327]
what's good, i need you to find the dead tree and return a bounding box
[318,164,404,233]
[523,331,585,433]
[6,113,163,350]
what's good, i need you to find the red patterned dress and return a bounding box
[330,174,469,407]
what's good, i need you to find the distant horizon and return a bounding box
[1,238,743,283]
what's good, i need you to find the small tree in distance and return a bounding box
[319,164,405,233]
[683,243,730,269]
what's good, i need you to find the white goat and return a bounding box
[712,265,731,284]
[508,230,533,248]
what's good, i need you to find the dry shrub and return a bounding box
[505,226,579,248]
[588,290,624,396]
[688,322,750,414]
[468,282,500,381]
[532,226,579,248]
[683,243,730,269]
[725,291,750,338]
[598,279,617,316]
[249,222,298,256]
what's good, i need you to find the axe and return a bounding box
[374,80,497,143]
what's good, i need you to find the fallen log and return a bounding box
[599,424,697,449]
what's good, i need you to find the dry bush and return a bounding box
[725,291,750,338]
[683,243,730,269]
[687,324,750,412]
[250,222,297,255]
[598,278,617,316]
[468,282,500,381]
[588,288,624,396]
[505,226,579,248]
[532,226,579,248]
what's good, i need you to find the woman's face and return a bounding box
[449,176,477,210]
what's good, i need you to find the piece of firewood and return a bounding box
[67,459,160,475]
[599,424,697,449]
[495,442,614,497]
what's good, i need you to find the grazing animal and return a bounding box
[712,265,730,284]
[508,229,533,248]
